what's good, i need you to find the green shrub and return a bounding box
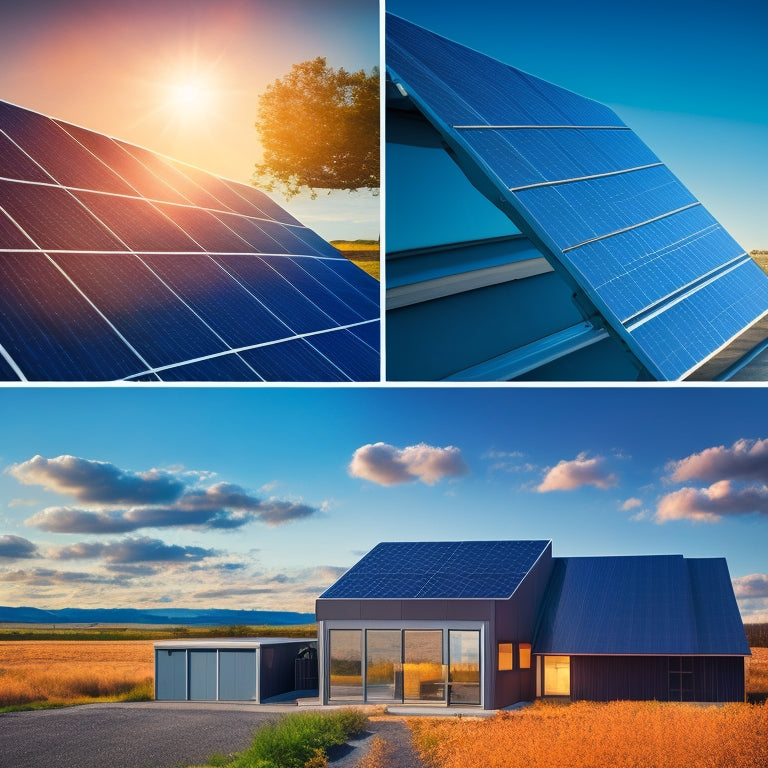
[218,709,367,768]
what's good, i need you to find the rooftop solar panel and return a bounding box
[319,540,551,600]
[386,14,768,381]
[0,100,379,381]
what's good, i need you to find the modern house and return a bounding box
[386,14,768,381]
[315,540,749,708]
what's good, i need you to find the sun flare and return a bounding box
[170,78,211,116]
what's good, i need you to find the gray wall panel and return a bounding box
[219,649,256,701]
[155,649,186,700]
[189,649,217,700]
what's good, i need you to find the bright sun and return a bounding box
[171,80,210,115]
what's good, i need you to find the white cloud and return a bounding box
[537,453,617,492]
[349,442,469,486]
[666,437,768,484]
[655,480,768,523]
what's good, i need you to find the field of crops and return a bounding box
[0,640,154,708]
[409,700,768,768]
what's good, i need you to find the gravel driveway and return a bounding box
[0,702,427,768]
[0,701,280,768]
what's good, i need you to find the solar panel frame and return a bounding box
[386,14,768,381]
[0,99,380,382]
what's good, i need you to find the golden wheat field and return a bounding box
[0,640,154,707]
[409,700,768,768]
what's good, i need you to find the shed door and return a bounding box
[219,650,257,700]
[156,649,187,700]
[189,649,217,700]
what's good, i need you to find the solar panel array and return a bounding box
[534,555,750,655]
[0,100,379,381]
[386,15,768,381]
[320,540,550,599]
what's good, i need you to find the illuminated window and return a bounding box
[498,643,513,671]
[519,643,532,669]
[544,656,570,696]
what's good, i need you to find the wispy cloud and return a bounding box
[537,453,617,492]
[666,437,768,484]
[9,455,184,505]
[49,536,218,563]
[0,534,38,559]
[656,438,768,523]
[656,481,768,523]
[732,573,768,598]
[15,455,319,534]
[620,497,642,511]
[349,442,469,486]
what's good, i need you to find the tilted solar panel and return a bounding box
[386,14,768,381]
[0,100,379,381]
[319,540,551,599]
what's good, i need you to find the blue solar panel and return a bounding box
[386,14,768,380]
[320,540,551,599]
[0,99,379,381]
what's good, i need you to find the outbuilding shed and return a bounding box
[154,637,317,703]
[316,540,749,709]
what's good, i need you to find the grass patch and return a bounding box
[200,709,368,768]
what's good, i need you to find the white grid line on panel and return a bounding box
[509,162,664,193]
[121,318,377,380]
[561,203,702,253]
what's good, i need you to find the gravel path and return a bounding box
[327,718,427,768]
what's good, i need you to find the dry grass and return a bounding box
[747,646,768,701]
[0,640,154,708]
[410,700,768,768]
[354,736,395,768]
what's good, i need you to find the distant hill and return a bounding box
[0,606,315,626]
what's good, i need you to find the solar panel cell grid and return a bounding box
[0,99,379,381]
[386,14,767,380]
[239,337,350,382]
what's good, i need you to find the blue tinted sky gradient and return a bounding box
[1,387,766,621]
[386,0,768,251]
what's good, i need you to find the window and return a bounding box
[668,656,694,701]
[519,643,532,669]
[498,643,514,671]
[544,655,570,696]
[449,630,481,704]
[329,629,363,701]
[366,630,402,701]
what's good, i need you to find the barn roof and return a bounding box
[319,540,551,600]
[533,555,750,656]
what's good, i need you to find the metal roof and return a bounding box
[386,14,768,381]
[534,556,750,656]
[319,540,551,600]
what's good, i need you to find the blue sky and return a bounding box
[386,0,768,251]
[0,387,766,622]
[0,0,379,241]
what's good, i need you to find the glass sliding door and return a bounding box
[403,630,445,702]
[329,629,363,701]
[366,630,402,701]
[448,630,481,704]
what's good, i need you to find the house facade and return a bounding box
[315,540,749,709]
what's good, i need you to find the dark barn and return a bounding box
[316,541,749,709]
